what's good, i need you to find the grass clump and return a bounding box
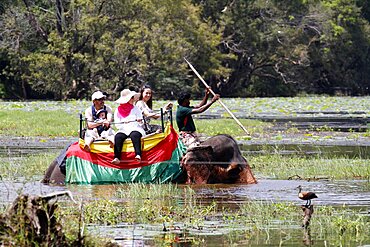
[0,194,118,247]
[311,206,370,245]
[0,153,56,181]
[0,110,78,137]
[225,201,300,230]
[80,184,216,230]
[250,154,370,180]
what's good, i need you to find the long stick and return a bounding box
[184,58,249,135]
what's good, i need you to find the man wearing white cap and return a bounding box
[84,91,113,151]
[111,89,145,164]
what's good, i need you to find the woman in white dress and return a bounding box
[111,89,146,165]
[136,84,172,134]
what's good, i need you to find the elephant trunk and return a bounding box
[237,165,257,184]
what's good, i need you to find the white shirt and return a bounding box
[85,105,113,122]
[136,100,154,124]
[114,105,146,136]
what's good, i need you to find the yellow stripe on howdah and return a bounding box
[79,124,172,153]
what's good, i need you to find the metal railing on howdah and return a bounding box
[79,108,173,139]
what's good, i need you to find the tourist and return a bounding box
[136,84,173,134]
[84,91,113,151]
[111,89,146,165]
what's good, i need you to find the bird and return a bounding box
[297,185,318,206]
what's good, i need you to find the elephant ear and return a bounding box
[186,145,214,159]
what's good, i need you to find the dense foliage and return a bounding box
[0,0,369,100]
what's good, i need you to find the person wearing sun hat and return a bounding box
[111,89,146,165]
[84,90,113,152]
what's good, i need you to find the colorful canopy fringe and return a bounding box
[65,125,186,184]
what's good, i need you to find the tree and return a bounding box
[0,0,227,100]
[195,0,370,96]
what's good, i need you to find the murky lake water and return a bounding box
[2,179,369,207]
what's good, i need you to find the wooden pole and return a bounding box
[301,205,314,229]
[184,58,250,135]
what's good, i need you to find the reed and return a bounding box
[0,153,56,180]
[56,187,369,245]
[250,154,370,180]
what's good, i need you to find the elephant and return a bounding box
[41,142,72,185]
[179,134,257,184]
[42,135,256,185]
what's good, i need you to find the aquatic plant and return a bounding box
[0,110,78,137]
[0,153,56,181]
[250,155,370,180]
[55,187,370,246]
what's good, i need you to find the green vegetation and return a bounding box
[0,110,78,137]
[0,153,56,181]
[0,108,268,137]
[250,155,370,180]
[0,97,369,245]
[2,149,369,182]
[55,184,370,245]
[195,119,269,137]
[1,96,369,138]
[2,96,369,116]
[2,181,370,245]
[0,1,369,99]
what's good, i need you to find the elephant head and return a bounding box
[181,143,255,184]
[181,145,213,184]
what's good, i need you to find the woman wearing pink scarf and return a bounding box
[111,89,146,165]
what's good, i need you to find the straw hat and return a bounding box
[115,89,139,104]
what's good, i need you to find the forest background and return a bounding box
[0,0,369,100]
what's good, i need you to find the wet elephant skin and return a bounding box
[181,134,257,184]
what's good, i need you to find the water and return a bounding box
[2,179,369,246]
[2,179,370,207]
[81,180,370,246]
